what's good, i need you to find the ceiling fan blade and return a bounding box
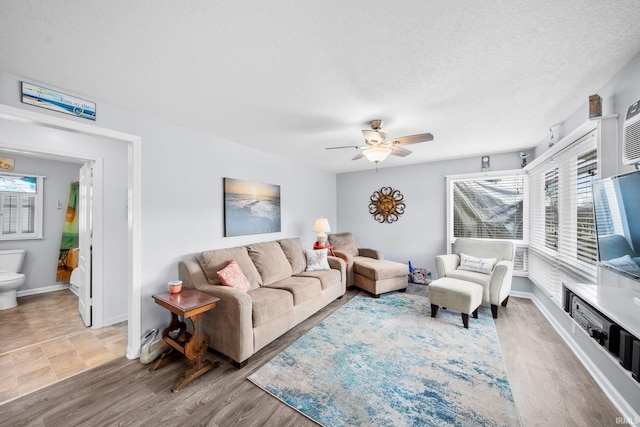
[362,130,386,144]
[389,132,434,145]
[325,145,366,150]
[351,152,366,160]
[391,146,412,157]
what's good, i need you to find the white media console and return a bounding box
[563,282,640,340]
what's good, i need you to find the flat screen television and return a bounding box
[592,169,640,282]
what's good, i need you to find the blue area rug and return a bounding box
[248,292,520,426]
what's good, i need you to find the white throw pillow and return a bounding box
[305,248,330,271]
[458,253,496,274]
[604,254,640,276]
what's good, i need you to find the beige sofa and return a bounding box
[178,237,346,367]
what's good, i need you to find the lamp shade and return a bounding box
[313,218,331,233]
[363,146,392,163]
[314,218,331,246]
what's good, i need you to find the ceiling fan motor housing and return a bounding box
[370,120,383,131]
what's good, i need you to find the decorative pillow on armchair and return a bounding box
[217,260,251,292]
[458,253,496,274]
[305,248,330,271]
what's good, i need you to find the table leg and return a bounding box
[170,312,217,392]
[171,360,220,392]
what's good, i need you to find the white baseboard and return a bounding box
[512,290,639,423]
[17,284,70,297]
[102,313,127,328]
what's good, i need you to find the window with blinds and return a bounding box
[576,150,598,264]
[447,172,528,275]
[545,168,559,250]
[529,132,598,305]
[0,174,44,240]
[451,176,525,240]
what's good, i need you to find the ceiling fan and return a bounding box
[326,120,434,163]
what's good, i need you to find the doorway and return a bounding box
[0,103,142,359]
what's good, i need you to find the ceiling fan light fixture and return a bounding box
[363,146,392,163]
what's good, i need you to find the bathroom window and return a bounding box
[0,174,44,240]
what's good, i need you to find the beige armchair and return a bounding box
[327,232,382,287]
[435,238,515,318]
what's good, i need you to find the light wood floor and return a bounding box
[0,286,623,426]
[0,290,127,404]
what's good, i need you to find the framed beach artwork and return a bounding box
[21,82,96,121]
[224,178,281,237]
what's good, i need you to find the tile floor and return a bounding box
[0,290,127,405]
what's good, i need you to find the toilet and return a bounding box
[0,249,26,310]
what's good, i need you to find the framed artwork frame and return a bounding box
[224,178,281,237]
[21,81,96,121]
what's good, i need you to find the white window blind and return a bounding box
[544,167,559,250]
[529,132,598,305]
[451,175,526,240]
[447,172,529,275]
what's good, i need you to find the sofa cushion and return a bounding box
[305,248,330,271]
[249,287,294,327]
[328,232,359,257]
[247,241,293,285]
[217,260,250,292]
[296,269,342,291]
[265,276,322,305]
[353,258,408,280]
[198,246,262,290]
[278,237,307,275]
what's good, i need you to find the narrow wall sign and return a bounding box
[21,82,96,121]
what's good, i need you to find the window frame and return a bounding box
[446,170,529,269]
[0,173,44,240]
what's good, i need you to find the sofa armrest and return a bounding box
[327,255,347,290]
[358,248,383,260]
[179,258,208,290]
[179,259,254,364]
[435,254,460,278]
[489,260,514,304]
[333,250,354,264]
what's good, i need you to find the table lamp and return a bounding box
[314,218,331,247]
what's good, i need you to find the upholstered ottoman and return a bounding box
[428,278,483,328]
[353,258,408,297]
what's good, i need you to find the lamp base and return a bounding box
[316,235,327,247]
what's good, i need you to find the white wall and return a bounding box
[0,71,337,336]
[0,153,81,292]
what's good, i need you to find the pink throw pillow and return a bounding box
[217,260,251,292]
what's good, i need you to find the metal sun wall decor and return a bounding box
[368,186,406,223]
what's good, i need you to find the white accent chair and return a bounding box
[435,238,516,318]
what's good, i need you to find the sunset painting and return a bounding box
[224,178,281,237]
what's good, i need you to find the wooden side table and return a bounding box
[313,242,336,256]
[150,289,220,392]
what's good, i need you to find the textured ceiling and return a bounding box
[2,1,640,173]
